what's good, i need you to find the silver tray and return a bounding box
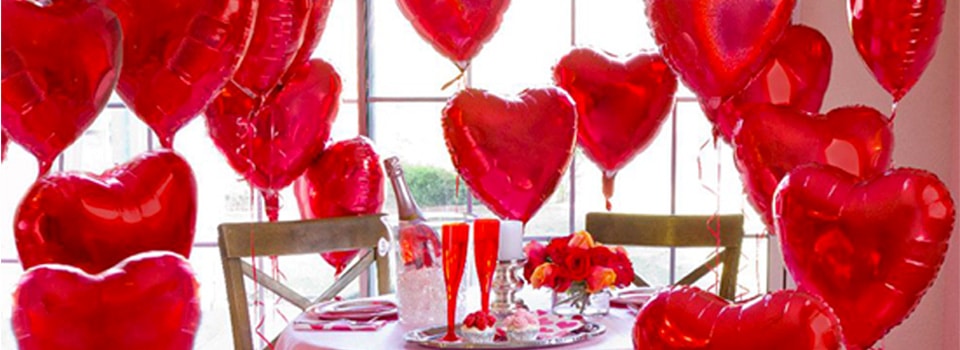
[404,322,605,349]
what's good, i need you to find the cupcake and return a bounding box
[460,311,496,343]
[502,309,540,342]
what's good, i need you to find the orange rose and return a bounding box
[530,263,559,289]
[567,230,596,249]
[586,266,617,293]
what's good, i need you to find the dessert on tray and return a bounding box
[461,311,497,343]
[502,309,540,341]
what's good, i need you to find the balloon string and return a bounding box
[696,138,722,296]
[889,100,899,123]
[441,63,470,91]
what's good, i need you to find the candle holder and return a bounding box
[490,258,527,319]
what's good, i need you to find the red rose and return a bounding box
[589,246,614,267]
[611,251,635,287]
[553,274,573,293]
[545,236,571,263]
[562,247,592,281]
[523,240,547,281]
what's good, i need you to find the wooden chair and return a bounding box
[585,213,744,300]
[218,214,392,350]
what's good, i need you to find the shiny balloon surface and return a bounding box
[709,24,832,142]
[774,165,955,350]
[12,252,200,350]
[633,286,843,350]
[2,0,121,175]
[294,136,385,274]
[107,0,256,147]
[733,104,893,228]
[15,150,197,274]
[396,0,511,69]
[442,88,576,223]
[849,0,945,102]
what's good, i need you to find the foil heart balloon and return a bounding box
[227,0,314,96]
[207,59,341,220]
[774,165,955,350]
[2,130,8,161]
[396,0,511,70]
[645,0,795,110]
[553,48,677,210]
[15,150,197,274]
[294,136,384,274]
[442,88,576,223]
[2,0,121,175]
[292,0,334,68]
[733,104,893,228]
[709,25,833,142]
[107,0,256,148]
[849,0,945,103]
[633,286,843,350]
[13,252,200,350]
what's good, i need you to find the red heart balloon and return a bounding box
[291,0,334,69]
[553,48,677,210]
[2,129,8,161]
[228,0,314,96]
[645,0,795,109]
[733,104,893,228]
[15,150,197,274]
[1,0,121,175]
[107,0,256,148]
[207,59,341,196]
[849,0,945,102]
[294,136,385,274]
[633,286,843,350]
[13,252,200,350]
[442,88,576,223]
[774,165,955,350]
[396,0,511,69]
[709,24,833,142]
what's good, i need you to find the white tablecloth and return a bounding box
[274,288,636,350]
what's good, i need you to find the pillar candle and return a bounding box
[497,220,524,261]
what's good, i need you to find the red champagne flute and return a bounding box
[441,222,469,342]
[473,219,500,314]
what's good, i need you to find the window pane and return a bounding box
[312,0,359,100]
[0,145,42,259]
[574,0,655,54]
[0,262,24,349]
[62,106,150,172]
[369,1,462,98]
[471,0,573,93]
[371,102,467,219]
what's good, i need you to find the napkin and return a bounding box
[293,319,388,332]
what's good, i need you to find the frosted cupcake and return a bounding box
[460,311,496,343]
[502,309,540,342]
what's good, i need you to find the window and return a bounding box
[0,1,773,347]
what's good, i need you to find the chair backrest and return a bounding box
[218,214,391,350]
[585,213,744,300]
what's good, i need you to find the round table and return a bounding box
[274,288,637,350]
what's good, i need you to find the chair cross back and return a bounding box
[585,213,744,300]
[218,214,391,350]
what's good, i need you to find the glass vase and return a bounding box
[550,286,611,317]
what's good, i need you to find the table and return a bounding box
[274,288,636,350]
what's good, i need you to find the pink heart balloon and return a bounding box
[774,165,955,349]
[553,48,677,210]
[294,136,384,274]
[13,252,200,350]
[633,286,843,350]
[15,150,197,274]
[2,0,121,175]
[733,104,893,228]
[207,58,341,219]
[396,0,511,69]
[442,88,576,223]
[849,0,945,102]
[107,0,256,148]
[645,0,795,109]
[709,24,833,142]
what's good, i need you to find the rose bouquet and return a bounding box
[523,231,634,315]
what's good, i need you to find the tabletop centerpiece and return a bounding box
[523,231,634,316]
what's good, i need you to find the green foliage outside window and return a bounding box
[404,164,467,207]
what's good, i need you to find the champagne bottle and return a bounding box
[384,157,442,269]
